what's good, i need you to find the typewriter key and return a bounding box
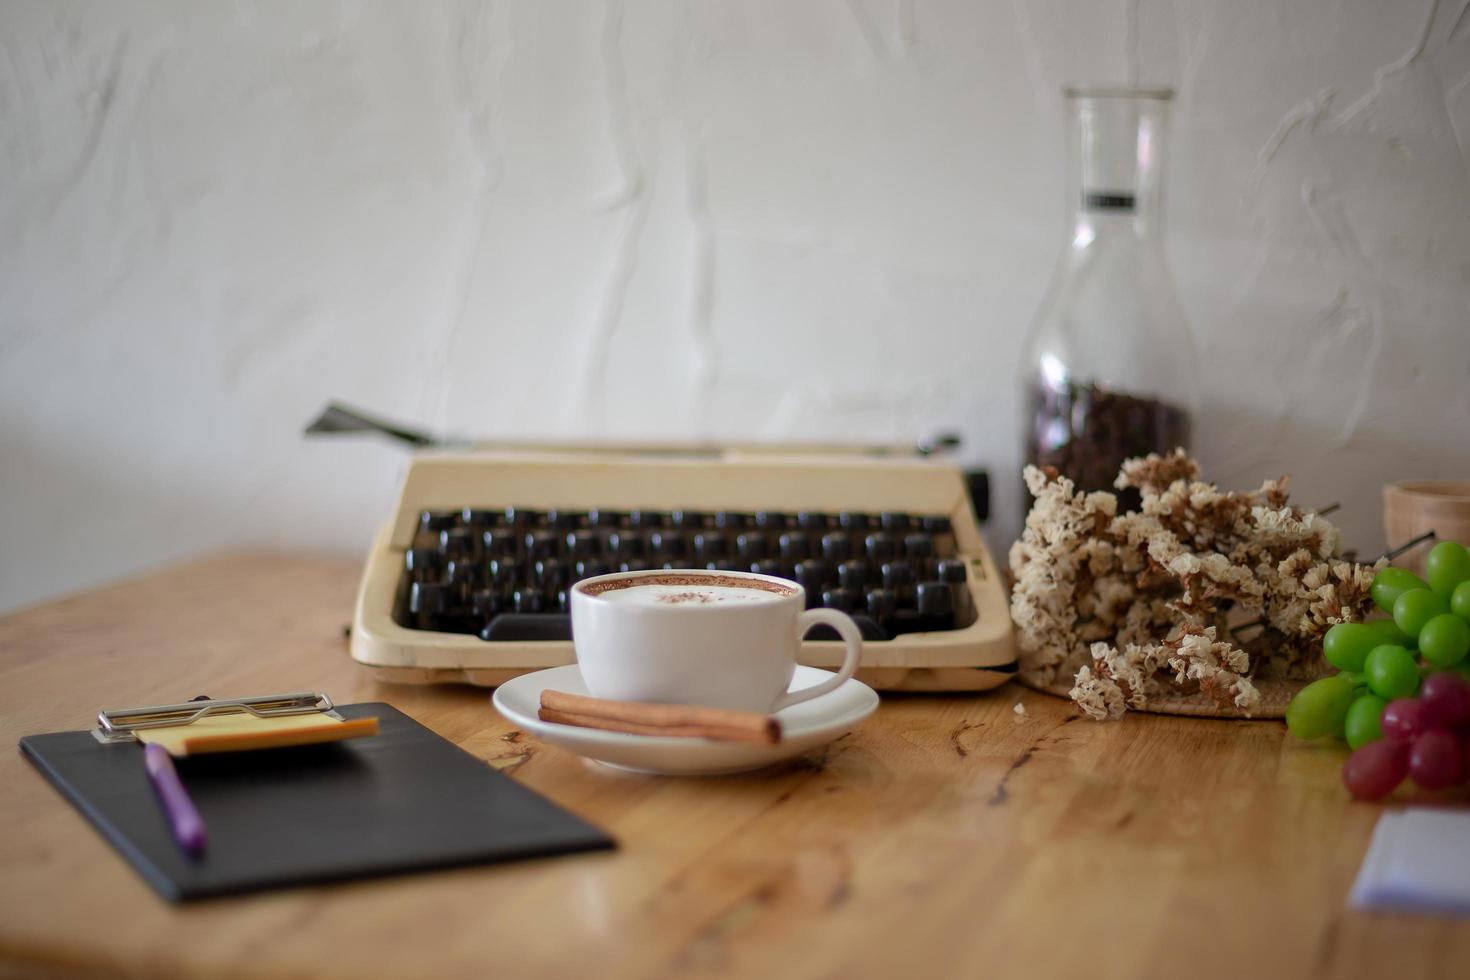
[405,547,443,578]
[917,581,952,614]
[864,532,897,564]
[524,529,559,561]
[409,581,450,629]
[888,609,924,636]
[880,512,911,533]
[439,527,476,558]
[916,581,954,630]
[574,559,611,581]
[736,532,769,562]
[489,558,520,590]
[650,530,687,561]
[534,558,566,591]
[607,530,647,561]
[821,532,852,564]
[797,511,830,532]
[471,588,509,620]
[882,561,916,594]
[461,508,496,529]
[794,561,829,607]
[778,532,810,563]
[482,613,573,642]
[444,559,479,588]
[866,587,898,622]
[754,511,791,530]
[410,580,448,613]
[693,532,728,564]
[937,559,967,584]
[503,506,537,529]
[838,559,869,591]
[512,589,546,614]
[566,529,600,558]
[903,532,934,559]
[419,510,457,532]
[482,528,519,557]
[750,559,782,578]
[822,587,860,613]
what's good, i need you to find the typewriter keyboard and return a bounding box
[396,508,976,642]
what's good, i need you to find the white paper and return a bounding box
[1351,809,1470,915]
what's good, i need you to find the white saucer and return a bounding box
[492,665,879,776]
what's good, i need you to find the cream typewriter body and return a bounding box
[351,450,1016,692]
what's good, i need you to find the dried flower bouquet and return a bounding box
[1009,451,1383,720]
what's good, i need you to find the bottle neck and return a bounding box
[1064,91,1170,246]
[1068,203,1162,250]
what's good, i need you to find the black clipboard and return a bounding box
[19,702,613,901]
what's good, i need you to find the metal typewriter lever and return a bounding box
[304,402,443,448]
[915,431,962,456]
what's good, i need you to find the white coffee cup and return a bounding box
[569,568,864,713]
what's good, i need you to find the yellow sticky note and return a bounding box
[136,712,378,757]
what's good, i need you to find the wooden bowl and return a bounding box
[1383,481,1470,572]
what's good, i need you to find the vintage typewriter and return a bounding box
[323,407,1017,692]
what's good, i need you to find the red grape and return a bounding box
[1380,698,1428,742]
[1342,739,1410,800]
[1419,672,1470,732]
[1407,730,1467,790]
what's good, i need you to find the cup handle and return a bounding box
[772,609,864,712]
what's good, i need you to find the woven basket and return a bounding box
[1023,674,1300,720]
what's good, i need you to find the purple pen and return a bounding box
[143,742,207,857]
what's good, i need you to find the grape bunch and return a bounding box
[1285,540,1470,800]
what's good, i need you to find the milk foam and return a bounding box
[597,584,783,606]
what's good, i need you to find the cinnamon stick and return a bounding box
[538,689,781,744]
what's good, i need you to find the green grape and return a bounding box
[1365,644,1421,700]
[1419,613,1470,668]
[1321,623,1381,672]
[1286,674,1358,741]
[1453,581,1470,621]
[1366,617,1417,650]
[1339,671,1365,688]
[1344,693,1387,750]
[1425,541,1470,598]
[1393,588,1447,638]
[1372,567,1430,613]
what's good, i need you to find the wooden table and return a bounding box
[1,554,1465,980]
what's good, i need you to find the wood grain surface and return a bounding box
[0,553,1466,980]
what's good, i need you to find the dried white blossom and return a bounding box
[1070,665,1126,721]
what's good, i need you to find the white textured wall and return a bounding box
[2,1,1468,613]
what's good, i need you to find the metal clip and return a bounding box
[93,692,341,744]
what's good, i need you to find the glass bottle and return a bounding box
[1020,87,1197,506]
